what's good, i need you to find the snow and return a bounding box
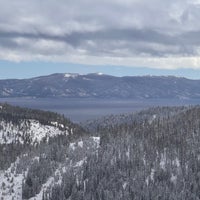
[64,73,78,78]
[97,72,103,75]
[123,182,127,190]
[28,120,68,143]
[0,119,69,144]
[0,135,100,199]
[0,158,23,200]
[29,165,64,200]
[69,142,76,150]
[150,169,155,181]
[74,158,86,167]
[126,147,130,159]
[173,157,180,168]
[78,140,83,148]
[69,137,100,151]
[51,121,64,128]
[149,114,157,124]
[160,151,167,170]
[92,136,100,147]
[170,174,177,183]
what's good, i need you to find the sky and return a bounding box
[1,0,200,79]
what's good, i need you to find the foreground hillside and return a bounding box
[1,73,200,99]
[1,104,200,199]
[0,103,91,200]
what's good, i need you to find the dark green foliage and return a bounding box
[3,103,200,199]
[45,105,200,200]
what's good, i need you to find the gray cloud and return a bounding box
[0,0,200,68]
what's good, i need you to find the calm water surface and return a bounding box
[0,97,199,122]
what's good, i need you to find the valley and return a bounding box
[1,74,200,199]
[1,0,200,198]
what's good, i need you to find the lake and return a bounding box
[0,97,199,122]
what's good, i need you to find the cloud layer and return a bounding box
[1,0,200,69]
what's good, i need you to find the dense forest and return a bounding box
[1,103,200,199]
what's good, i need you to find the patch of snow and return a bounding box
[51,121,64,128]
[123,182,127,190]
[145,177,149,186]
[170,174,177,183]
[91,137,100,147]
[150,169,155,181]
[173,157,180,168]
[74,158,86,167]
[126,147,130,159]
[51,121,58,126]
[0,158,23,200]
[149,114,157,124]
[64,73,78,78]
[143,156,146,165]
[160,152,167,170]
[69,142,76,150]
[78,140,83,148]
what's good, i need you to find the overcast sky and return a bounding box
[1,0,200,78]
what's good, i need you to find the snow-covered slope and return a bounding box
[0,103,93,200]
[0,136,100,200]
[0,158,24,200]
[0,119,69,145]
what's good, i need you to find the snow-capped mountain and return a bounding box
[1,73,200,99]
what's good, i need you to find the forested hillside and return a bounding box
[0,103,88,200]
[1,104,200,199]
[46,105,200,199]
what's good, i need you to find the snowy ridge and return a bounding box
[0,119,69,144]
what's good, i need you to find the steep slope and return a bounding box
[0,104,98,200]
[0,73,200,99]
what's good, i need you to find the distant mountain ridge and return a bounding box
[0,73,200,99]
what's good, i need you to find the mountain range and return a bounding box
[1,73,200,99]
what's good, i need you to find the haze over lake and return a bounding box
[0,97,199,122]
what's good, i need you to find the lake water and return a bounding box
[0,97,199,122]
